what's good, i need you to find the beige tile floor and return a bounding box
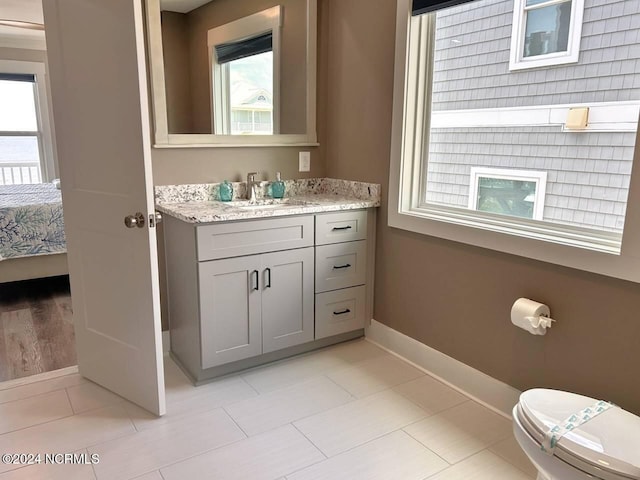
[0,339,538,480]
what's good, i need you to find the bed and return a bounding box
[0,184,68,282]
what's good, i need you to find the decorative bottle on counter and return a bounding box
[219,180,233,201]
[271,172,285,199]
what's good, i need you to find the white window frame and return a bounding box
[468,168,547,221]
[0,59,56,183]
[388,0,640,283]
[207,6,282,135]
[509,0,585,71]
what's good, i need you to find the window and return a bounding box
[509,0,585,70]
[469,168,547,220]
[208,7,281,135]
[0,61,55,185]
[389,0,640,282]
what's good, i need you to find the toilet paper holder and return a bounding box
[511,298,556,336]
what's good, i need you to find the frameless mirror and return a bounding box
[146,0,317,147]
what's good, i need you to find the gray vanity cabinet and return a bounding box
[164,210,374,383]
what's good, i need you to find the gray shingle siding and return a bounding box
[432,0,640,111]
[426,127,635,231]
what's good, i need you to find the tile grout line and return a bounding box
[237,339,387,395]
[0,383,79,407]
[0,411,77,437]
[237,375,261,396]
[486,441,537,478]
[401,427,453,467]
[402,418,514,468]
[140,430,249,477]
[90,452,99,480]
[290,423,328,460]
[284,425,453,479]
[221,405,250,438]
[219,376,360,439]
[64,386,77,415]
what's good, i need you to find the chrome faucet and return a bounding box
[246,172,259,203]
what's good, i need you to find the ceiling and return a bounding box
[0,0,212,48]
[160,0,212,13]
[0,0,45,48]
[1,0,43,23]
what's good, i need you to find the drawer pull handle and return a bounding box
[333,308,351,316]
[333,264,351,270]
[252,270,259,291]
[332,225,352,231]
[265,267,271,288]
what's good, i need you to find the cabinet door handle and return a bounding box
[265,267,271,288]
[333,308,351,315]
[332,225,352,231]
[251,270,259,291]
[332,263,351,270]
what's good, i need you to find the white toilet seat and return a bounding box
[515,389,640,480]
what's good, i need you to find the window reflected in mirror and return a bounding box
[228,51,274,134]
[208,7,280,135]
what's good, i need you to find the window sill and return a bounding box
[388,206,640,283]
[508,53,579,71]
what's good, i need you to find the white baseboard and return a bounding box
[365,319,521,419]
[163,330,170,355]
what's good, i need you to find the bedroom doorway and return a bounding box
[0,276,76,382]
[0,26,74,383]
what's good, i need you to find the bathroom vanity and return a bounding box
[156,179,380,383]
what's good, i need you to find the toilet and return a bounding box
[513,389,640,480]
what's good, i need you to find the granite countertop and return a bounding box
[155,178,381,224]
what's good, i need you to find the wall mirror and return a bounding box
[145,0,317,147]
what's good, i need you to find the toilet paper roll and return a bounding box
[511,298,551,335]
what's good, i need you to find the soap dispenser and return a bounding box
[219,180,233,202]
[271,172,285,199]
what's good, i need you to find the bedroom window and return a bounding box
[509,0,585,70]
[208,6,281,135]
[0,61,55,186]
[389,0,640,282]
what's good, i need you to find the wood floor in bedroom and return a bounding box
[0,276,76,382]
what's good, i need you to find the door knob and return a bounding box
[124,212,145,228]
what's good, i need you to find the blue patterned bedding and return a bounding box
[0,184,66,260]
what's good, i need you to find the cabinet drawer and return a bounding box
[315,286,366,339]
[196,216,314,261]
[315,210,367,245]
[315,240,367,293]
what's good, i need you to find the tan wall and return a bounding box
[152,147,322,185]
[319,0,640,415]
[160,0,308,134]
[161,11,193,133]
[0,47,45,62]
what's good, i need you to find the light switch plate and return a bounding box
[299,151,311,172]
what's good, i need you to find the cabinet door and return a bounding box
[199,256,262,368]
[261,247,315,353]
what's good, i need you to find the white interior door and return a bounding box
[42,0,166,415]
